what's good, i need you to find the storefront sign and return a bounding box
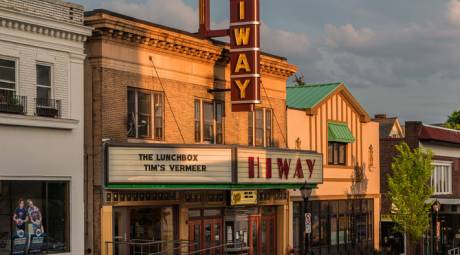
[305,213,311,234]
[237,148,323,184]
[231,190,258,206]
[107,146,233,184]
[230,0,260,112]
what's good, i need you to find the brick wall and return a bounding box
[0,0,84,25]
[379,137,404,215]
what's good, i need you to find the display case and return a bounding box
[224,209,253,254]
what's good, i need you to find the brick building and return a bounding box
[377,116,460,253]
[84,9,323,255]
[0,0,91,254]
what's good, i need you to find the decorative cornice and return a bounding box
[0,15,88,43]
[85,10,298,77]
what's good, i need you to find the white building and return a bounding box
[0,0,91,254]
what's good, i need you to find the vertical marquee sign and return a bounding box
[229,0,261,112]
[199,0,261,112]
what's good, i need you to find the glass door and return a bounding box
[189,219,202,254]
[261,213,276,255]
[189,219,223,255]
[248,216,260,255]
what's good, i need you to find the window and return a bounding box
[36,64,52,103]
[127,88,164,140]
[0,180,69,254]
[0,58,16,99]
[328,142,347,165]
[194,99,224,144]
[293,199,374,253]
[431,161,452,195]
[248,108,273,147]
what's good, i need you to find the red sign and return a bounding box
[229,0,261,112]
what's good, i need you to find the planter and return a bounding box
[36,107,59,118]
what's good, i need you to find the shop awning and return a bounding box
[328,122,355,143]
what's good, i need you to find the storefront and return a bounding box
[287,82,381,254]
[100,143,323,255]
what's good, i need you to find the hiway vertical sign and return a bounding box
[229,0,261,112]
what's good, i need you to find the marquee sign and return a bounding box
[107,146,233,184]
[230,0,260,112]
[105,144,323,186]
[198,0,261,112]
[237,148,323,184]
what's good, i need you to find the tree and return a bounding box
[387,142,433,255]
[445,109,460,130]
[293,73,306,86]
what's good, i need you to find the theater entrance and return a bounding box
[113,206,175,255]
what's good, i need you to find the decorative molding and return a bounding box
[85,11,297,78]
[0,15,88,43]
[0,113,78,130]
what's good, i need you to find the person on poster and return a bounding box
[12,199,28,234]
[26,199,44,234]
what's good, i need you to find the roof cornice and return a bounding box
[0,8,92,43]
[85,11,297,77]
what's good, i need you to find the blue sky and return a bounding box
[74,0,460,124]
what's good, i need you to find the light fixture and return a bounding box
[432,200,441,213]
[300,183,313,199]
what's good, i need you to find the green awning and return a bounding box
[328,122,355,143]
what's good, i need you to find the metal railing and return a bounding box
[105,240,245,255]
[35,98,61,118]
[449,247,460,255]
[0,94,27,115]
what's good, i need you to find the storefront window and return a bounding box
[0,180,69,254]
[293,198,374,253]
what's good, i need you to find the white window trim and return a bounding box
[431,160,453,195]
[129,88,164,140]
[0,55,18,93]
[36,62,54,100]
[195,98,224,144]
[249,108,272,147]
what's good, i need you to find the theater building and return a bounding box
[84,9,323,255]
[0,0,91,254]
[287,83,381,254]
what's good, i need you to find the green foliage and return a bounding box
[445,109,460,130]
[387,142,433,243]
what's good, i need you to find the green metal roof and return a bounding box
[286,82,342,109]
[328,122,355,143]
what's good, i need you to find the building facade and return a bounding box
[287,83,381,254]
[0,0,91,254]
[84,9,322,255]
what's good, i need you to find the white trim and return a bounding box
[229,48,260,52]
[230,21,260,26]
[231,74,261,78]
[431,161,453,195]
[0,176,71,180]
[0,113,78,129]
[423,123,460,133]
[232,100,261,104]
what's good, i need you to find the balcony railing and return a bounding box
[35,98,61,118]
[0,94,27,115]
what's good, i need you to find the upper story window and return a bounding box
[0,58,16,97]
[327,122,355,166]
[127,88,164,140]
[194,99,224,144]
[248,108,273,147]
[431,161,452,195]
[35,63,60,118]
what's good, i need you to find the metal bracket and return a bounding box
[208,88,231,93]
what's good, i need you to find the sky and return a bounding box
[74,0,460,124]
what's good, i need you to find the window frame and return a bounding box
[194,98,224,144]
[248,108,273,147]
[431,161,453,195]
[0,56,18,95]
[127,87,165,141]
[327,142,347,166]
[36,62,54,102]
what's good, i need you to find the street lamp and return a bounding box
[300,184,313,255]
[431,200,440,255]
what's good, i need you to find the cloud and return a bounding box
[447,0,460,25]
[323,24,375,49]
[99,0,198,32]
[260,23,310,57]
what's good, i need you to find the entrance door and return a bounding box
[260,215,276,255]
[188,218,223,255]
[248,216,260,255]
